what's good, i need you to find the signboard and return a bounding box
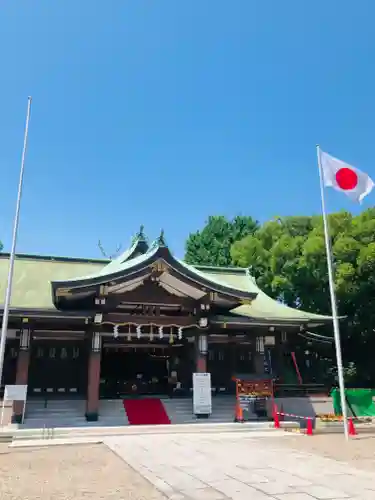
[1,385,28,426]
[4,385,28,402]
[237,379,273,398]
[236,378,273,417]
[193,372,212,415]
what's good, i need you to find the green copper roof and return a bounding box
[51,238,256,299]
[199,267,331,322]
[86,236,152,280]
[0,255,104,309]
[0,233,331,324]
[95,228,149,276]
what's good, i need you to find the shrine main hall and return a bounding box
[0,228,331,423]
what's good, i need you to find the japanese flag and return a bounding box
[320,150,374,203]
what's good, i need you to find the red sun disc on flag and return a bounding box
[335,168,358,190]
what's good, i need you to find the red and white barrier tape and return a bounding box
[277,412,312,421]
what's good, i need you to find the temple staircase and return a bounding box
[22,396,240,428]
[162,395,238,424]
[22,399,129,428]
[23,399,87,429]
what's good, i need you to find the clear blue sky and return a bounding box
[0,1,374,259]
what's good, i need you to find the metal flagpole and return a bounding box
[316,144,349,440]
[0,96,32,388]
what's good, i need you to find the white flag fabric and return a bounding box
[320,150,374,203]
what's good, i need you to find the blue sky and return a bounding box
[0,1,374,259]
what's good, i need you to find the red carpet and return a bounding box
[123,398,171,425]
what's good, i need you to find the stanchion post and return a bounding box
[274,405,280,429]
[306,417,313,436]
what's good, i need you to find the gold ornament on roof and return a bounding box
[151,259,168,273]
[239,298,253,306]
[56,288,72,297]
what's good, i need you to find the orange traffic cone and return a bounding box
[235,401,244,423]
[348,417,357,436]
[306,418,313,436]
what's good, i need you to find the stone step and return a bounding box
[13,421,288,442]
[23,397,250,428]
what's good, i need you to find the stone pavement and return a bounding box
[104,430,375,500]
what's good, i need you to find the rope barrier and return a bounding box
[273,404,313,435]
[277,411,311,421]
[273,405,359,437]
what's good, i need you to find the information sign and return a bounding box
[193,373,212,415]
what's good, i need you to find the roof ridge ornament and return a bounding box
[131,224,147,245]
[137,224,146,240]
[157,229,166,247]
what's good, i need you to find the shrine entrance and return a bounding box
[100,343,189,398]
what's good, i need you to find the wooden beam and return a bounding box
[102,281,197,308]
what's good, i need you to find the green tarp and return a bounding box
[331,388,375,417]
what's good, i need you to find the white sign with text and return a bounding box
[193,372,212,415]
[4,385,28,402]
[1,385,28,426]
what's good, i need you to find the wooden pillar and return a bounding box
[85,332,101,422]
[196,353,207,373]
[12,327,31,424]
[195,334,208,373]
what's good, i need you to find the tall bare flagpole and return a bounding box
[0,97,32,388]
[316,144,349,440]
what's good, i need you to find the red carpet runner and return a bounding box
[123,398,171,425]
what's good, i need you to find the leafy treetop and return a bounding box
[184,215,258,267]
[229,209,375,385]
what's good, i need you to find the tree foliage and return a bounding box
[184,215,258,267]
[184,210,375,383]
[230,209,375,384]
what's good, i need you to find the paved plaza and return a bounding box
[1,430,375,499]
[105,430,375,500]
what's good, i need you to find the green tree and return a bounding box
[230,209,375,385]
[231,216,315,304]
[184,215,258,266]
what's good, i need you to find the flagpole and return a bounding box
[0,96,32,389]
[316,144,349,440]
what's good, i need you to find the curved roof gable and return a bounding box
[98,227,149,276]
[51,233,257,303]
